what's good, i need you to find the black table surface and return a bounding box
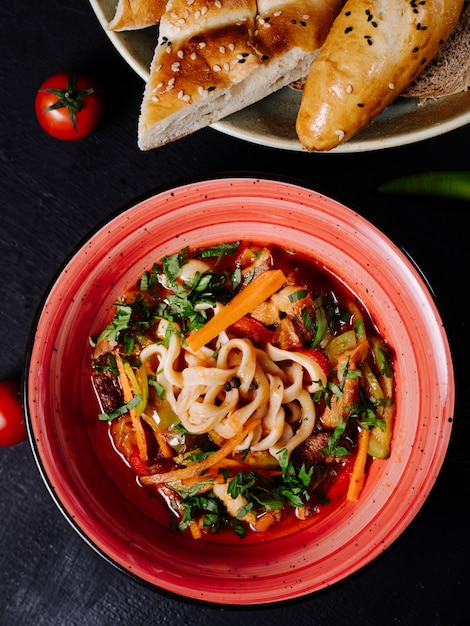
[1,3,469,625]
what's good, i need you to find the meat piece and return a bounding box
[291,431,330,469]
[92,371,123,415]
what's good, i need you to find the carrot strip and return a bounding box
[252,511,277,533]
[189,521,203,540]
[347,427,370,502]
[140,418,262,485]
[114,352,148,461]
[155,432,174,459]
[186,269,286,352]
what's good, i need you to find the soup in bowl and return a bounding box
[24,177,453,606]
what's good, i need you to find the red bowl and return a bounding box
[25,177,454,606]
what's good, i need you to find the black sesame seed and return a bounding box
[208,86,216,91]
[345,26,353,33]
[358,103,364,107]
[413,46,419,52]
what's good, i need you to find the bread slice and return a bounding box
[137,0,344,151]
[108,0,167,31]
[402,1,469,100]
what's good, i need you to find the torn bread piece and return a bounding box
[402,0,469,100]
[137,0,345,150]
[108,0,168,31]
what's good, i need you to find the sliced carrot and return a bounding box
[186,269,286,352]
[114,352,148,461]
[347,427,370,502]
[155,432,174,459]
[140,418,262,485]
[189,521,203,540]
[252,510,278,533]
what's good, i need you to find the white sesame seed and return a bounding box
[199,41,206,49]
[156,81,164,90]
[335,130,345,140]
[302,15,310,20]
[346,84,353,93]
[274,11,282,17]
[228,43,235,51]
[213,64,222,72]
[263,22,271,28]
[178,90,184,99]
[168,77,175,86]
[171,62,181,72]
[223,63,230,71]
[201,6,208,15]
[190,52,197,60]
[151,95,159,103]
[215,0,222,7]
[388,83,395,90]
[195,10,201,18]
[182,94,190,102]
[177,50,184,58]
[155,64,162,72]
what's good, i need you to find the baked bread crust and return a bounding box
[108,0,168,31]
[296,0,465,152]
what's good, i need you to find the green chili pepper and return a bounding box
[377,171,470,202]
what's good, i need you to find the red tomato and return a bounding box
[0,379,26,446]
[35,73,105,140]
[294,347,331,378]
[228,316,276,346]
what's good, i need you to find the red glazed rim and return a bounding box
[24,177,454,606]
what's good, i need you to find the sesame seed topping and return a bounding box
[223,63,230,71]
[199,41,206,49]
[171,62,181,72]
[388,83,395,90]
[274,11,282,17]
[219,46,226,54]
[151,95,159,103]
[168,77,175,86]
[335,130,345,140]
[213,64,222,72]
[215,0,222,7]
[346,84,353,93]
[177,50,184,58]
[190,52,197,60]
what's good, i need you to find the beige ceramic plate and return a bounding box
[89,0,470,152]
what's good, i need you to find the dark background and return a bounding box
[1,3,468,625]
